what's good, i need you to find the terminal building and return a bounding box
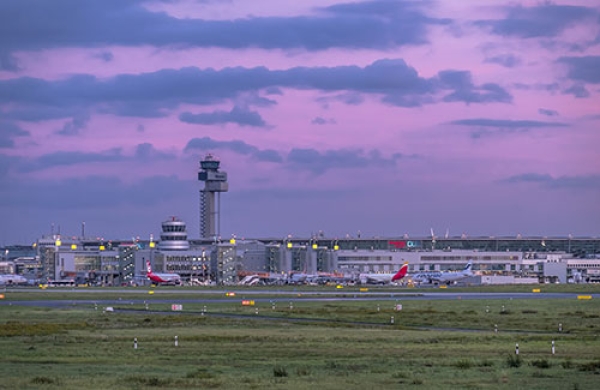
[7,223,598,286]
[3,155,599,286]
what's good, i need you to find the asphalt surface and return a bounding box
[1,288,597,308]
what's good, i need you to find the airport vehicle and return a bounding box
[46,279,76,287]
[0,274,28,285]
[146,261,181,286]
[359,263,408,284]
[411,262,473,285]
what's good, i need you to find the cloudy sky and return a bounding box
[1,0,599,244]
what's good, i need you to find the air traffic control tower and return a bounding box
[197,154,228,239]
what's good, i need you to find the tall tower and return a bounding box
[198,154,229,239]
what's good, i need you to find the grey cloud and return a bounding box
[437,71,512,104]
[558,56,600,84]
[450,118,568,128]
[3,105,83,121]
[235,93,277,108]
[513,82,560,92]
[475,4,598,39]
[504,173,600,190]
[563,84,590,98]
[185,137,257,155]
[264,87,283,95]
[539,39,593,53]
[287,148,400,175]
[134,143,176,161]
[185,136,282,162]
[0,0,447,54]
[0,60,513,115]
[319,0,451,44]
[179,106,267,127]
[93,51,114,62]
[337,92,365,105]
[280,59,432,97]
[18,143,174,172]
[20,148,125,172]
[453,118,570,139]
[0,51,19,71]
[98,101,173,118]
[484,54,521,68]
[185,137,401,173]
[55,112,90,136]
[253,149,283,163]
[0,74,98,106]
[382,93,434,107]
[0,121,29,148]
[538,108,558,117]
[311,117,336,125]
[443,76,512,104]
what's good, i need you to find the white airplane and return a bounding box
[146,261,181,286]
[411,262,473,285]
[238,274,262,286]
[0,274,28,285]
[360,263,408,285]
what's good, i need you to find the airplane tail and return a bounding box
[463,261,473,275]
[146,260,152,274]
[392,263,408,282]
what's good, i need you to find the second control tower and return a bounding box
[197,154,229,239]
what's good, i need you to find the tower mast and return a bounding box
[197,154,229,239]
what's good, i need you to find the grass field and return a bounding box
[1,286,599,389]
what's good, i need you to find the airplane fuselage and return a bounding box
[411,263,473,284]
[146,260,181,285]
[360,264,408,284]
[0,274,28,285]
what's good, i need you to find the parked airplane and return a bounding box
[0,274,28,285]
[360,263,408,285]
[146,261,181,286]
[287,272,313,284]
[239,274,262,286]
[411,262,473,285]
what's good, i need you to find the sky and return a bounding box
[1,0,599,245]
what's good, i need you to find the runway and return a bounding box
[1,288,597,309]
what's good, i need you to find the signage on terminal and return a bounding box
[389,240,421,249]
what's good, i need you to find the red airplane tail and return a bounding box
[391,263,408,282]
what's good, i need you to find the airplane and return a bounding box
[411,262,473,285]
[238,274,263,286]
[286,262,327,285]
[359,263,408,285]
[145,261,181,286]
[287,272,313,284]
[0,274,28,285]
[287,270,347,285]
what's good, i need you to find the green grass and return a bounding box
[1,288,600,389]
